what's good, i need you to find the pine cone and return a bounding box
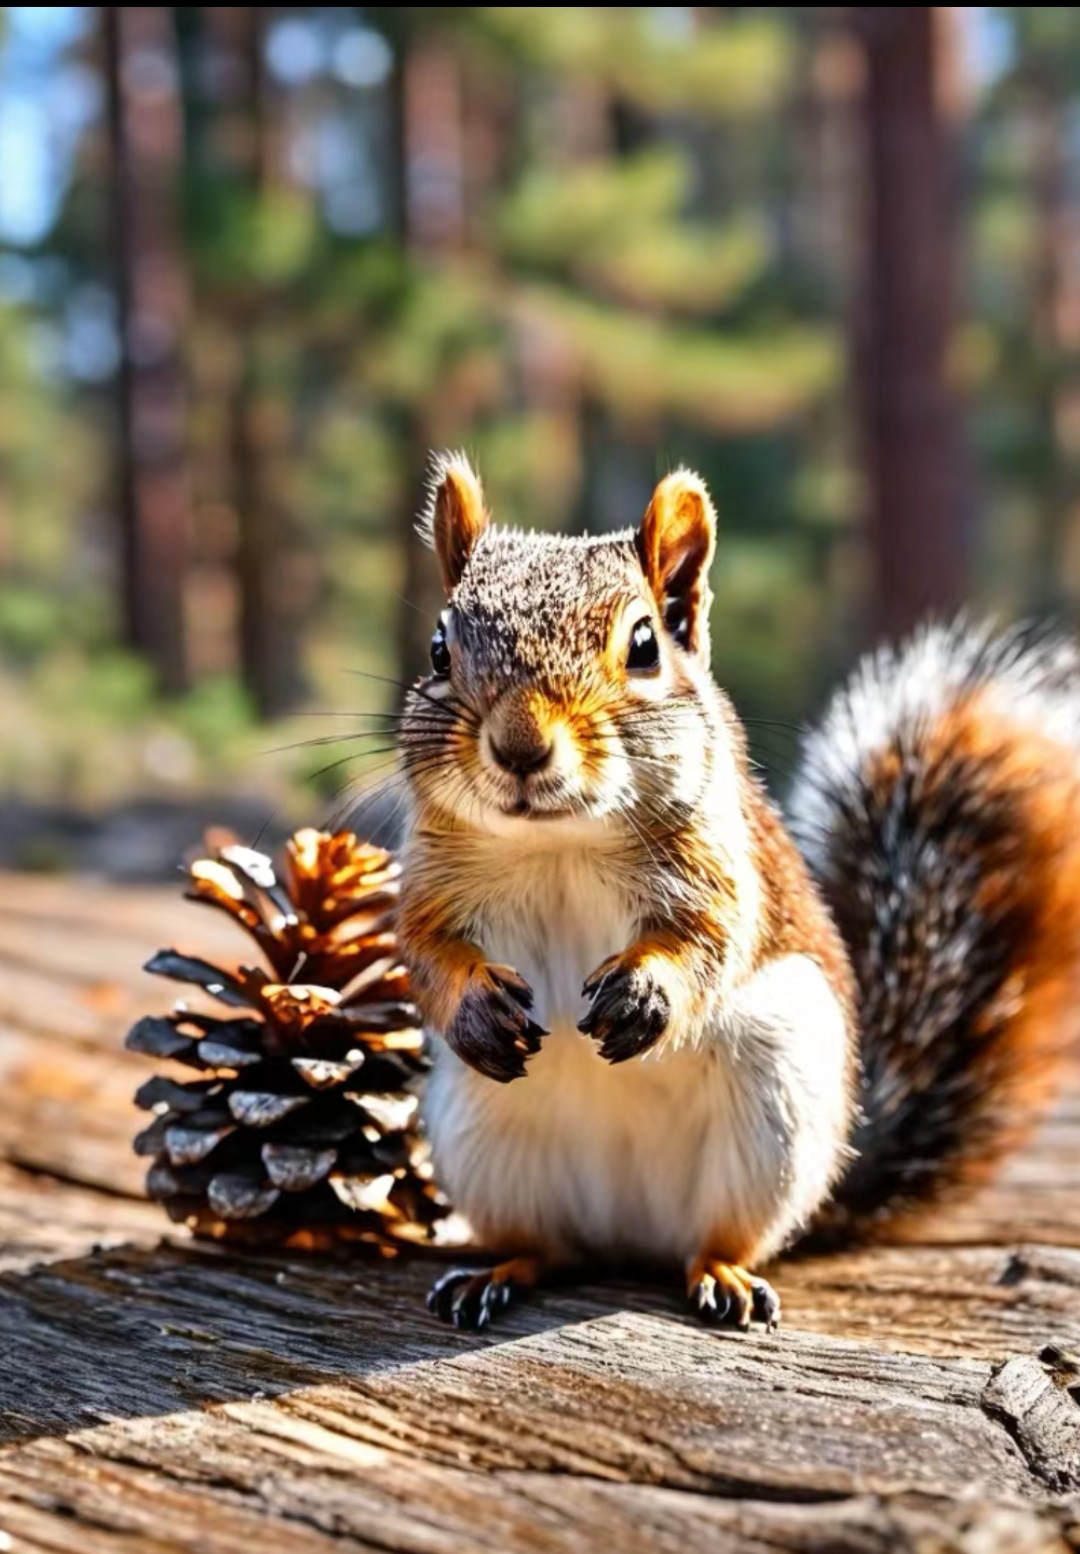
[127,828,451,1252]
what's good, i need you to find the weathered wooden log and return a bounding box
[1,875,1079,1553]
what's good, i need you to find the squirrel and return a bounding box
[396,451,1080,1331]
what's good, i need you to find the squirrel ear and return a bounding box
[637,469,717,662]
[420,452,490,593]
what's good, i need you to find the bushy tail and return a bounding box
[789,620,1080,1244]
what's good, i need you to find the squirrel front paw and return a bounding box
[447,963,547,1083]
[578,954,671,1062]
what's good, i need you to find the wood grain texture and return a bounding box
[1,874,1080,1553]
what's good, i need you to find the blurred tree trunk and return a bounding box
[231,7,306,718]
[388,22,468,685]
[104,5,192,694]
[1030,89,1080,611]
[201,6,306,718]
[571,78,651,536]
[854,7,970,642]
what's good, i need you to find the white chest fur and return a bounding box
[422,845,850,1267]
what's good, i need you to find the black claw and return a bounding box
[490,968,535,1011]
[521,1016,548,1049]
[690,1272,780,1332]
[448,971,547,1083]
[751,1278,781,1330]
[442,1270,485,1329]
[478,1278,515,1328]
[467,1043,529,1084]
[579,965,670,1062]
[598,1012,665,1064]
[451,1282,480,1328]
[427,1268,474,1322]
[581,966,608,999]
[428,1267,524,1331]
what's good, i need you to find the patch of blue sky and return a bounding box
[0,6,100,247]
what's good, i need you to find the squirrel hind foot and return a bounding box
[687,1257,781,1332]
[426,1255,548,1330]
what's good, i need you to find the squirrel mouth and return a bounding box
[487,766,579,821]
[500,794,572,821]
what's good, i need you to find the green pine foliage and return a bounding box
[15,7,1061,833]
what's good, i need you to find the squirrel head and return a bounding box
[403,451,731,832]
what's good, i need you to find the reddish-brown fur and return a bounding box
[889,697,1080,1224]
[809,687,1080,1245]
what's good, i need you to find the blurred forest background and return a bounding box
[1,6,1077,873]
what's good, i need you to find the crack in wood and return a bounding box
[981,1355,1080,1494]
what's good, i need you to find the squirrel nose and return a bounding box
[489,733,553,777]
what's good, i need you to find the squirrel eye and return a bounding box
[430,620,451,677]
[626,617,660,674]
